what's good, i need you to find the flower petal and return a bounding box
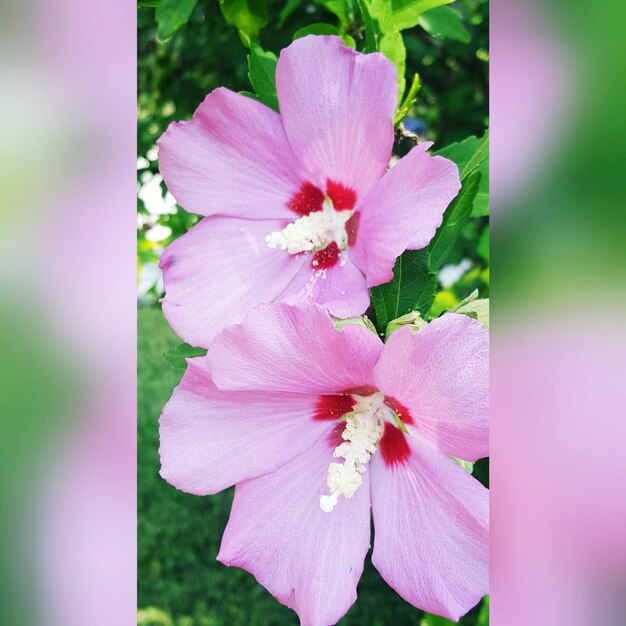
[370,435,489,621]
[157,87,304,220]
[159,357,327,495]
[276,36,397,199]
[280,256,370,318]
[208,303,383,394]
[160,216,306,348]
[218,433,371,626]
[374,314,489,462]
[350,143,461,287]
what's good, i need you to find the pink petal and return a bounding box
[374,314,489,462]
[208,303,383,394]
[370,435,488,621]
[276,36,397,200]
[159,357,328,495]
[160,216,306,348]
[279,256,370,318]
[350,143,461,287]
[157,87,304,220]
[218,432,371,626]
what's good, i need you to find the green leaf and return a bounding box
[370,170,481,331]
[436,130,488,180]
[419,5,470,43]
[163,342,207,371]
[380,31,406,99]
[429,169,481,271]
[358,0,388,52]
[293,23,356,47]
[238,89,264,103]
[462,128,489,179]
[472,175,489,216]
[477,225,489,262]
[477,596,490,626]
[332,315,378,334]
[219,0,271,47]
[317,0,354,25]
[391,0,453,31]
[420,613,455,626]
[156,0,198,40]
[357,0,406,99]
[449,290,489,328]
[436,130,489,217]
[341,33,357,47]
[247,44,279,111]
[450,456,475,473]
[294,22,341,38]
[278,0,302,27]
[370,249,437,331]
[394,72,420,125]
[454,297,489,328]
[435,138,474,177]
[384,309,428,340]
[450,288,479,310]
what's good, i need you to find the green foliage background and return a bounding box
[138,1,489,624]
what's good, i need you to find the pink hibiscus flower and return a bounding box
[157,35,461,348]
[160,303,489,624]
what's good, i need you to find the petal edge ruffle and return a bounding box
[158,87,304,220]
[370,434,489,621]
[218,432,371,626]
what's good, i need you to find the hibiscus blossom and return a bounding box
[160,303,488,624]
[157,35,460,348]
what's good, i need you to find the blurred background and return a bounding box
[490,1,626,624]
[0,1,137,625]
[1,0,625,624]
[137,1,489,625]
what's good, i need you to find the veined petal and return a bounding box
[208,303,383,394]
[159,357,327,495]
[160,216,306,348]
[276,36,397,200]
[370,434,488,621]
[374,315,489,462]
[157,87,305,220]
[350,143,461,287]
[218,432,371,626]
[279,256,370,319]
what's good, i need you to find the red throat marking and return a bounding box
[379,422,412,467]
[314,394,356,421]
[346,212,360,246]
[384,397,415,425]
[326,179,357,211]
[287,182,325,216]
[312,241,341,269]
[327,423,345,449]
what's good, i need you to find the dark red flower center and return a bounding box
[314,394,356,421]
[346,211,360,246]
[286,180,360,270]
[314,391,413,467]
[287,182,325,216]
[326,179,357,212]
[383,397,414,425]
[312,241,340,270]
[378,422,412,467]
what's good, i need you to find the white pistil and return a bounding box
[266,197,352,255]
[319,394,386,513]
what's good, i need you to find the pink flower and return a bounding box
[157,36,461,348]
[160,303,489,624]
